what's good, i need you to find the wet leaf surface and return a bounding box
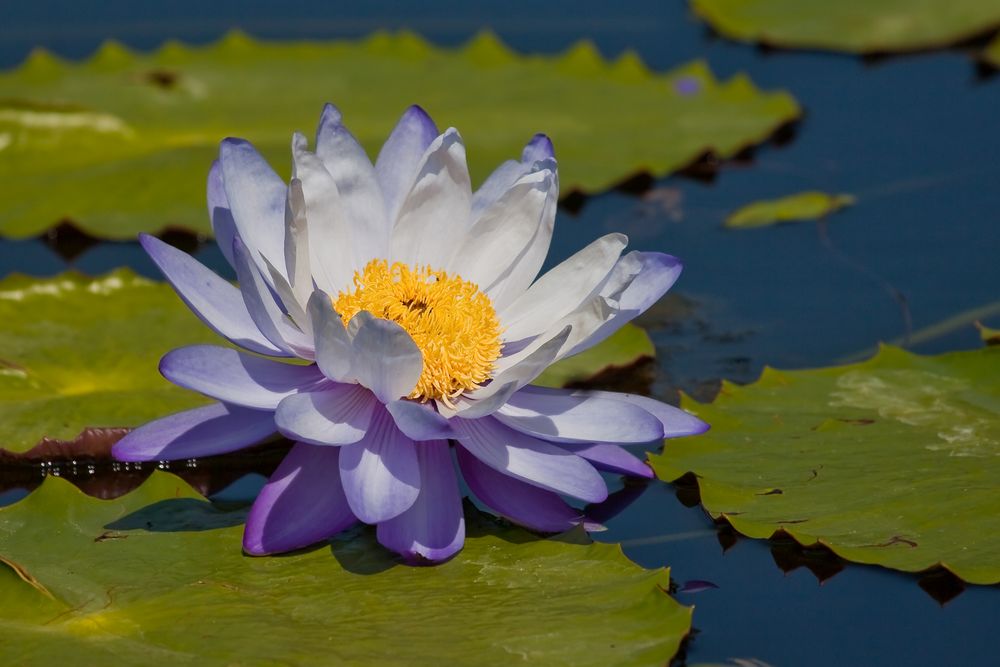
[691,0,1000,54]
[724,191,855,229]
[0,31,800,239]
[649,346,1000,584]
[0,472,690,666]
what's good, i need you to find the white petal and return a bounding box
[349,311,424,403]
[390,128,472,268]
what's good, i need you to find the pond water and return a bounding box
[2,1,999,665]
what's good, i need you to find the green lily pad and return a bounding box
[0,472,691,665]
[976,321,1000,346]
[0,270,659,453]
[983,33,1000,67]
[649,346,1000,584]
[534,324,654,388]
[724,191,855,229]
[0,269,215,453]
[0,30,801,239]
[691,0,1000,54]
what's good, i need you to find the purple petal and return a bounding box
[207,159,237,269]
[522,133,555,164]
[349,311,423,403]
[559,443,653,479]
[375,104,439,225]
[139,234,288,357]
[233,235,310,356]
[494,387,663,444]
[274,383,376,446]
[678,580,719,594]
[377,440,464,562]
[243,442,357,555]
[160,345,325,409]
[315,104,388,264]
[339,406,421,523]
[219,137,287,280]
[569,251,683,356]
[456,446,583,532]
[452,417,607,503]
[112,403,275,461]
[307,291,354,382]
[386,400,454,441]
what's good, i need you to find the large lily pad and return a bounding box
[0,30,800,239]
[0,270,658,453]
[649,346,1000,584]
[724,191,855,229]
[0,472,690,665]
[691,0,1000,54]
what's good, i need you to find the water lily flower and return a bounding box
[113,104,708,562]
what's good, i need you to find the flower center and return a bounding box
[333,259,503,403]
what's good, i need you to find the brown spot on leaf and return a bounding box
[756,488,783,496]
[145,69,180,89]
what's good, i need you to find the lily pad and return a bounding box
[724,191,855,229]
[649,346,1000,584]
[976,321,1000,346]
[0,269,215,452]
[535,324,654,387]
[0,270,659,453]
[982,33,1000,67]
[0,472,691,665]
[0,30,801,239]
[691,0,1000,54]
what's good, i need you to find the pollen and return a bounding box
[333,259,503,403]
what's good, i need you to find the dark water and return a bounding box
[2,2,1000,665]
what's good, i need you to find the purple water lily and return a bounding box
[113,103,708,562]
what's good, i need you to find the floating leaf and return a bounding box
[535,323,654,388]
[649,346,1000,584]
[0,270,659,453]
[976,321,1000,346]
[691,0,1000,54]
[724,191,855,229]
[0,31,801,239]
[0,472,690,664]
[0,270,215,452]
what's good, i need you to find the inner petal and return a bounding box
[333,259,503,403]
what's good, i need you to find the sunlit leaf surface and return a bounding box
[0,270,654,453]
[0,30,800,239]
[724,191,855,229]
[650,346,1000,584]
[0,472,690,665]
[691,0,1000,53]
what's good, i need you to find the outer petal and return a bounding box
[350,311,423,403]
[493,389,664,444]
[375,105,439,226]
[112,403,275,461]
[452,417,607,503]
[160,345,325,409]
[315,104,388,265]
[339,406,421,524]
[207,159,237,269]
[385,400,455,440]
[456,445,583,533]
[377,440,464,562]
[243,442,357,555]
[274,383,376,446]
[218,138,287,280]
[568,252,683,356]
[139,234,288,357]
[499,233,628,343]
[390,128,473,268]
[447,163,556,293]
[557,443,654,479]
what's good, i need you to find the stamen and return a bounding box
[333,260,503,402]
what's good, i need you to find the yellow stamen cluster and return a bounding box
[333,259,503,403]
